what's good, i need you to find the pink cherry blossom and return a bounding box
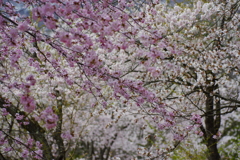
[20,95,36,113]
[15,113,24,120]
[17,22,29,32]
[0,0,239,159]
[40,107,58,129]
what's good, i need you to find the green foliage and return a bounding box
[170,142,207,160]
[219,138,240,160]
[219,116,240,160]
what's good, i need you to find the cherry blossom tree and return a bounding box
[134,1,240,159]
[0,0,239,160]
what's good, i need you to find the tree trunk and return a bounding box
[204,84,221,160]
[0,97,54,160]
[207,138,220,160]
[54,89,66,160]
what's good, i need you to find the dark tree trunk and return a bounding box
[207,138,220,160]
[0,97,54,160]
[204,84,221,160]
[54,89,66,160]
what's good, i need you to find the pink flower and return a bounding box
[173,134,184,141]
[148,67,158,77]
[136,97,144,106]
[36,141,42,148]
[190,114,202,124]
[27,138,34,148]
[20,83,31,93]
[9,28,18,38]
[1,108,9,116]
[4,147,12,152]
[186,125,194,131]
[3,103,10,107]
[20,95,36,113]
[40,107,58,129]
[26,75,36,86]
[61,131,73,140]
[23,121,29,125]
[58,32,73,47]
[46,18,57,29]
[45,115,57,129]
[158,123,165,130]
[22,149,29,158]
[15,138,22,145]
[18,22,29,32]
[0,138,6,145]
[33,149,43,159]
[40,5,55,16]
[15,113,24,120]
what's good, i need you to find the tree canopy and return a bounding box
[0,0,239,159]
